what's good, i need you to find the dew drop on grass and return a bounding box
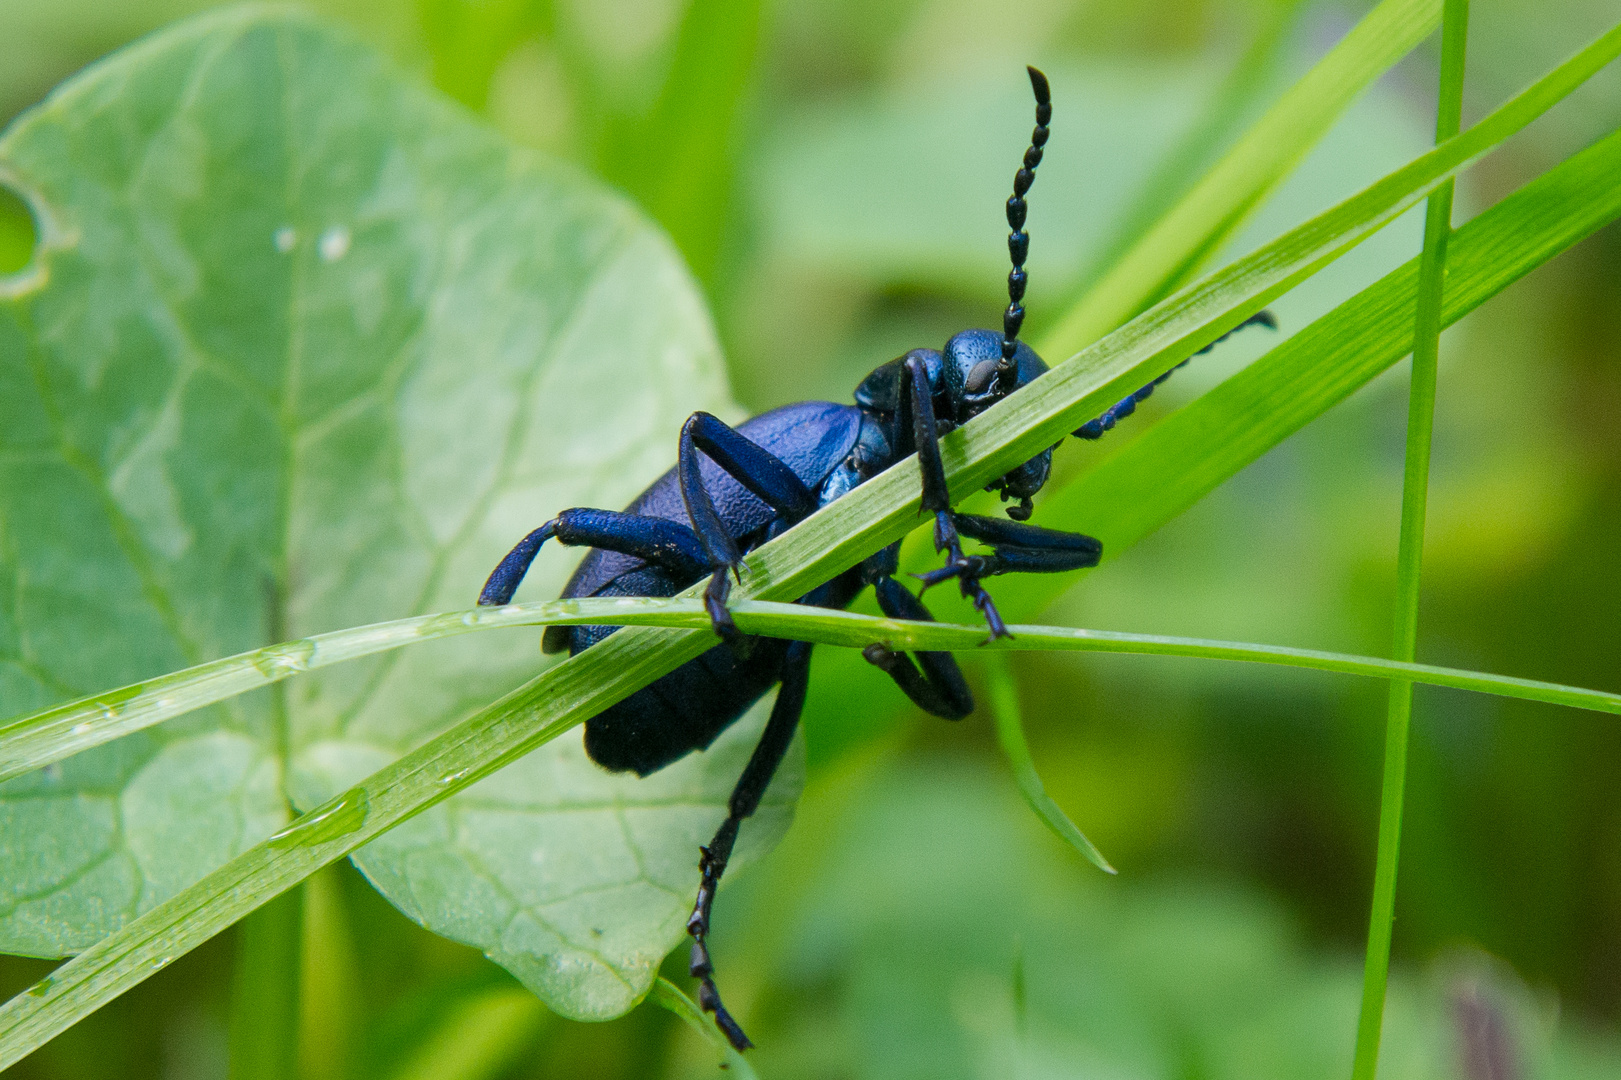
[273,226,296,253]
[267,787,369,849]
[252,639,316,677]
[91,682,145,720]
[26,977,51,997]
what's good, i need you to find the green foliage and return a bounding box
[0,1,1618,1075]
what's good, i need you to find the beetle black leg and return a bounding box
[687,639,814,1051]
[897,353,1014,638]
[862,576,973,719]
[678,412,819,641]
[914,512,1102,590]
[477,509,711,606]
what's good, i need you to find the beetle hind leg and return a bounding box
[685,639,814,1051]
[863,575,974,718]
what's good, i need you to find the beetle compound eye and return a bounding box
[965,359,999,394]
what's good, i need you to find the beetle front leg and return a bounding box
[898,354,1013,638]
[914,513,1102,599]
[678,412,819,641]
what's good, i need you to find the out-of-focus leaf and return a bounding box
[743,759,1621,1080]
[0,6,768,1019]
[382,985,548,1080]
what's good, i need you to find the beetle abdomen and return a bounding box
[584,636,791,775]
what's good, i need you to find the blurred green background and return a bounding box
[1,0,1618,1077]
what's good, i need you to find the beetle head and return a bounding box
[942,328,1053,520]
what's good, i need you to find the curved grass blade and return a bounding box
[1354,4,1471,1077]
[1040,0,1443,357]
[2,28,1616,1068]
[985,654,1117,874]
[650,977,760,1078]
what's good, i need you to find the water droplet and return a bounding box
[273,226,296,253]
[252,639,316,677]
[436,767,472,787]
[27,977,52,997]
[70,722,92,736]
[267,787,369,849]
[417,613,469,637]
[317,226,350,262]
[91,682,145,720]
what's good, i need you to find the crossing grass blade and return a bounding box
[1039,0,1443,358]
[1,25,1616,1069]
[11,594,1621,786]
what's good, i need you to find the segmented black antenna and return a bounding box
[998,65,1051,389]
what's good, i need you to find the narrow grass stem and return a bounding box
[1352,5,1469,1078]
[6,598,1619,787]
[986,654,1116,873]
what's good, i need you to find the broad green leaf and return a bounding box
[2,20,1615,1064]
[0,6,777,1017]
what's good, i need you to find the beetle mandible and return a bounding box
[477,65,1275,1050]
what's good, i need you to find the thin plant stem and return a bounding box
[226,888,303,1080]
[1352,3,1469,1077]
[651,978,759,1077]
[986,654,1116,873]
[5,598,1620,785]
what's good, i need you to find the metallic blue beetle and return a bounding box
[478,67,1272,1049]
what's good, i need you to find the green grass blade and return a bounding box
[1,30,1615,1066]
[1039,0,1443,358]
[986,654,1117,874]
[0,599,641,784]
[1353,4,1470,1077]
[998,121,1621,622]
[650,978,759,1078]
